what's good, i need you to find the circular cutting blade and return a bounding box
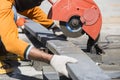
[60,16,84,38]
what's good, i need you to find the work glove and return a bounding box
[50,55,78,77]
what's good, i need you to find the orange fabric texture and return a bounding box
[0,0,54,58]
[0,0,28,58]
[19,6,54,28]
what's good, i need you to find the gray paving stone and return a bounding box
[43,66,59,80]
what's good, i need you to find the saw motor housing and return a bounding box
[48,0,102,40]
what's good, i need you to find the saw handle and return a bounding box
[48,0,54,5]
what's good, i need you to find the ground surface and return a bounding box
[0,0,120,80]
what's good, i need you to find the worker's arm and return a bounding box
[28,47,53,63]
[27,47,78,77]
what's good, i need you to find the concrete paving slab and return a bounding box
[43,66,59,80]
[46,40,110,80]
[24,19,110,80]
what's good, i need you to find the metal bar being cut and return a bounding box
[24,20,110,80]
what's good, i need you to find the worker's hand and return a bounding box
[50,55,78,77]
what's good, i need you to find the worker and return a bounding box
[0,0,77,77]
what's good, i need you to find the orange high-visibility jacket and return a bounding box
[0,0,53,58]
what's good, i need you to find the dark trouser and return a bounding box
[0,38,7,56]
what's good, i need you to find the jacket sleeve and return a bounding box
[0,0,29,58]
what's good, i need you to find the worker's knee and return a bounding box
[1,37,28,58]
[2,38,17,53]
